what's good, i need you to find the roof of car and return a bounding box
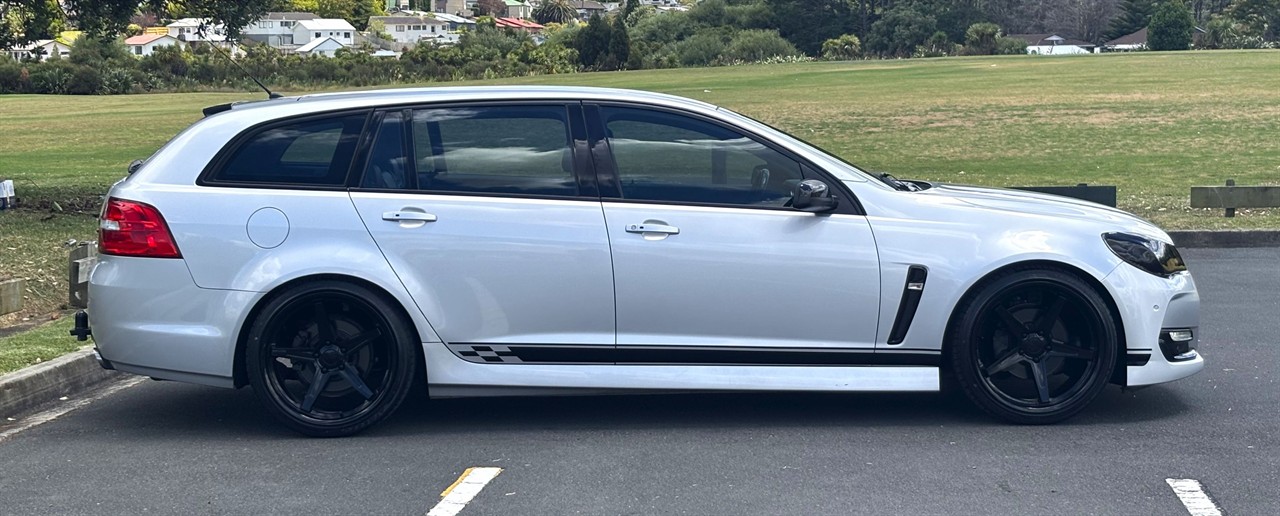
[210,86,721,118]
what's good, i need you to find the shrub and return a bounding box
[27,60,74,94]
[995,36,1028,55]
[674,33,727,66]
[820,34,861,60]
[720,29,800,63]
[0,60,30,93]
[963,22,1000,55]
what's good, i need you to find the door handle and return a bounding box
[382,211,437,222]
[626,223,679,235]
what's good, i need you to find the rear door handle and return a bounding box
[382,211,437,222]
[626,223,679,235]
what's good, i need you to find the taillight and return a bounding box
[99,197,182,258]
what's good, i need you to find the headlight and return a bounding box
[1103,232,1187,277]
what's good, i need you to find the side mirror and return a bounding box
[792,179,838,212]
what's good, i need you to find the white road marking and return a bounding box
[0,377,147,445]
[427,467,503,516]
[1166,478,1224,516]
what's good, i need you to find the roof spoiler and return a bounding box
[203,103,235,117]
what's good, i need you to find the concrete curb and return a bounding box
[0,347,122,418]
[1168,230,1280,248]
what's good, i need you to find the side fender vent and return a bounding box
[887,265,929,345]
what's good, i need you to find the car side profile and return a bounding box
[78,86,1203,436]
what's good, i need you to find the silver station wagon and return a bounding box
[77,86,1203,436]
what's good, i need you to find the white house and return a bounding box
[293,19,356,47]
[369,15,450,44]
[124,34,181,57]
[5,39,71,61]
[167,18,228,43]
[243,12,320,48]
[296,37,345,57]
[1010,34,1095,55]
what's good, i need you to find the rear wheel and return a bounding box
[247,280,416,437]
[950,269,1117,424]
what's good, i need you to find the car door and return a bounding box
[349,103,617,358]
[588,104,883,363]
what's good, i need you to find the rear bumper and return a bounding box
[88,255,260,388]
[1104,265,1204,387]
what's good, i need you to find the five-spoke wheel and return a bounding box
[247,281,417,437]
[950,269,1118,424]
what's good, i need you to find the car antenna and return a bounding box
[201,26,282,100]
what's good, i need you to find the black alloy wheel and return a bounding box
[247,280,417,437]
[950,269,1118,424]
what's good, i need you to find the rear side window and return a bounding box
[409,106,577,196]
[211,113,367,186]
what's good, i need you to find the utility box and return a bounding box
[0,180,13,210]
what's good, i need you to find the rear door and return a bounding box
[349,103,616,359]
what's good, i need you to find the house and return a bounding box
[385,0,410,11]
[124,34,181,57]
[569,0,608,19]
[1009,34,1095,55]
[1102,27,1207,52]
[296,37,345,57]
[293,19,356,47]
[495,17,544,33]
[243,12,319,48]
[503,0,533,18]
[432,12,477,31]
[5,39,71,61]
[167,18,228,43]
[369,15,450,43]
[433,0,467,15]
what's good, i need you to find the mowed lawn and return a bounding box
[2,50,1279,319]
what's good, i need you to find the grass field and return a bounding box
[2,50,1279,323]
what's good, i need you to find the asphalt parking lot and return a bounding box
[1,247,1276,515]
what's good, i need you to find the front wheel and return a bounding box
[246,280,417,437]
[949,269,1118,424]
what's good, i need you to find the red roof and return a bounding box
[124,34,171,45]
[495,17,543,29]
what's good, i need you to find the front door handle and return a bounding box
[626,223,679,235]
[382,211,437,222]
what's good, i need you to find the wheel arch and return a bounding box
[941,259,1128,385]
[232,273,427,388]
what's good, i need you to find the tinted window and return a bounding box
[410,106,577,196]
[601,107,804,207]
[214,113,365,186]
[361,112,410,189]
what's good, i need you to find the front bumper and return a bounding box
[1104,264,1204,387]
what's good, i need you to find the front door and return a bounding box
[589,105,882,363]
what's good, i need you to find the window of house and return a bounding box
[397,25,405,31]
[315,32,321,38]
[209,113,367,186]
[403,106,578,197]
[344,32,351,38]
[134,46,142,55]
[600,107,805,207]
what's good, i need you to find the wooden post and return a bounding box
[67,242,99,309]
[1225,179,1236,218]
[0,278,24,316]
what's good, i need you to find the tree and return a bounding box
[963,22,1001,55]
[1,0,63,48]
[765,0,855,56]
[1106,0,1154,40]
[533,0,577,25]
[350,0,385,31]
[572,13,611,68]
[1148,0,1194,50]
[316,0,355,22]
[1227,0,1280,41]
[865,5,937,57]
[607,10,630,69]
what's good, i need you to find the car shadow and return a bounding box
[95,380,1193,440]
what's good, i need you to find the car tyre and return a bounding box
[949,268,1118,424]
[247,280,417,437]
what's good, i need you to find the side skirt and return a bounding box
[424,344,940,398]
